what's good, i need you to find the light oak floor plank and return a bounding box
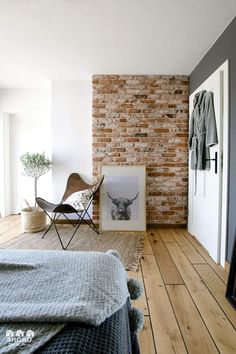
[139,316,157,354]
[148,231,183,285]
[225,261,230,273]
[0,223,21,244]
[170,228,206,264]
[143,232,153,254]
[166,243,236,354]
[182,229,229,284]
[157,229,175,243]
[141,255,187,354]
[0,214,19,225]
[194,264,236,329]
[0,216,21,234]
[167,284,218,354]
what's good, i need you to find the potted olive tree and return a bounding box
[20,152,52,233]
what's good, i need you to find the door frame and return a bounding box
[188,60,229,267]
[219,60,229,267]
[0,112,11,217]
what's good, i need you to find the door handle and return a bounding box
[205,152,218,174]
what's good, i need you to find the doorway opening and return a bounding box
[0,110,51,218]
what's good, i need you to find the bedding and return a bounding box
[0,250,129,324]
[0,249,136,353]
[36,300,140,354]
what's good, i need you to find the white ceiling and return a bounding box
[0,0,235,88]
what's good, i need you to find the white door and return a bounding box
[188,61,228,264]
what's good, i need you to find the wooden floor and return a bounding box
[0,216,236,354]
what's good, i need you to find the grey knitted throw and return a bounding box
[0,249,129,353]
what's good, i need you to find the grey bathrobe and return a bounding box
[189,90,218,170]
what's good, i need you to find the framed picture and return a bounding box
[100,165,146,231]
[226,228,236,310]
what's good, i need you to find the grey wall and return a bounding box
[190,16,236,262]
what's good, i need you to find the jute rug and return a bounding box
[0,225,144,271]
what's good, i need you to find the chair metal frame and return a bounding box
[36,174,104,250]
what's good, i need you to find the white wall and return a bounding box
[51,81,92,203]
[0,88,51,215]
[0,89,51,113]
[0,82,92,216]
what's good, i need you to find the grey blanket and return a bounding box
[0,249,129,353]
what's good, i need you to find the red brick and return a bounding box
[92,74,189,224]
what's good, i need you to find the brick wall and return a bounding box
[92,75,189,225]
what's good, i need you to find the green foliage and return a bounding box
[20,152,52,204]
[20,152,52,180]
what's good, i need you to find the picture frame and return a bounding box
[100,165,146,231]
[226,228,236,310]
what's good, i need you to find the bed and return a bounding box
[36,301,140,354]
[0,249,142,354]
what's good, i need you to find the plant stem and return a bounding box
[34,178,38,210]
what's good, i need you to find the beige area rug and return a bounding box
[0,225,144,271]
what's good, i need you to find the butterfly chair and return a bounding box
[36,173,104,250]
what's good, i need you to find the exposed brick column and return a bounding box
[92,75,189,225]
